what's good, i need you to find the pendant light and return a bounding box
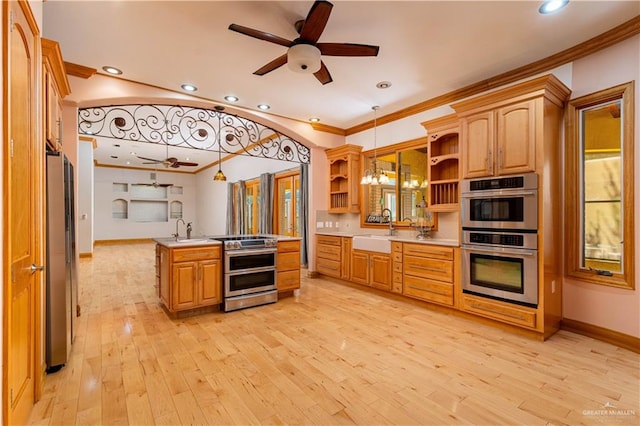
[213,114,227,181]
[360,106,389,185]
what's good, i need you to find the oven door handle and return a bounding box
[225,248,277,257]
[462,245,536,257]
[461,190,537,198]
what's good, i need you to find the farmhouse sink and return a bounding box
[174,238,210,244]
[352,234,392,253]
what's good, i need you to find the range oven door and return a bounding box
[461,189,538,230]
[224,248,277,298]
[461,244,538,307]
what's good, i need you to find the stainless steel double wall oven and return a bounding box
[460,173,539,307]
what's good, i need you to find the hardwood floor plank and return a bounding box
[26,242,639,426]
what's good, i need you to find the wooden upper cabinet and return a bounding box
[461,111,495,178]
[325,145,362,213]
[454,74,569,179]
[496,99,538,175]
[421,114,460,211]
[42,38,71,152]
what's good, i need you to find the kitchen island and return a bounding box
[155,235,301,315]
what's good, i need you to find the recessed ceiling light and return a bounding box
[102,66,123,75]
[309,117,320,123]
[130,151,136,155]
[257,104,270,110]
[224,95,239,102]
[181,83,198,92]
[376,81,392,89]
[539,0,569,14]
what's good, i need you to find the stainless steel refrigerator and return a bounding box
[46,152,78,372]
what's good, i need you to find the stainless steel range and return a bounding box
[214,235,278,312]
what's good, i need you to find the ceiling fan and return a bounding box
[137,144,198,168]
[228,0,379,85]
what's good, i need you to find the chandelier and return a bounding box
[360,106,389,185]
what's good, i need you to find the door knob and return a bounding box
[30,263,45,273]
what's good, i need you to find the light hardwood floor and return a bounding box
[28,242,639,425]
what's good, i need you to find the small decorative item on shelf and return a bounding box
[415,196,433,240]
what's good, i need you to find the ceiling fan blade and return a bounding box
[174,161,199,167]
[317,43,380,57]
[137,156,163,163]
[166,157,178,164]
[142,162,161,165]
[253,54,288,75]
[299,0,333,43]
[314,61,333,85]
[228,24,293,48]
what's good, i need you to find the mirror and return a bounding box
[398,147,429,223]
[362,152,397,223]
[361,140,435,230]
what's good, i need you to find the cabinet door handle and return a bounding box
[498,148,503,170]
[487,150,493,173]
[407,263,446,274]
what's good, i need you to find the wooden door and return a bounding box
[3,1,42,424]
[275,172,300,236]
[461,111,494,178]
[199,259,221,305]
[172,262,197,310]
[496,99,537,175]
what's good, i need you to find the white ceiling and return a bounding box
[42,1,639,171]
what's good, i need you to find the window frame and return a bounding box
[564,81,635,290]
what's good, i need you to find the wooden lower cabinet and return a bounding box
[316,235,343,278]
[460,293,537,329]
[157,244,222,312]
[403,243,456,307]
[351,249,391,291]
[277,240,301,292]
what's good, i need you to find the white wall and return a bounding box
[94,167,198,240]
[562,35,640,338]
[77,140,94,254]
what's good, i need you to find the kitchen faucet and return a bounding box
[381,208,395,236]
[174,218,186,240]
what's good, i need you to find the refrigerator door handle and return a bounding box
[30,263,45,273]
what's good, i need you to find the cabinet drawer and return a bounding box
[403,275,453,306]
[392,271,403,283]
[278,251,300,271]
[317,244,341,261]
[391,241,403,253]
[404,255,453,282]
[278,240,300,253]
[316,235,341,246]
[172,246,220,262]
[393,262,403,273]
[277,270,300,291]
[403,243,453,260]
[392,280,403,294]
[461,294,537,329]
[317,258,341,278]
[392,251,403,263]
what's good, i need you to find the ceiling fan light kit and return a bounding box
[287,44,321,73]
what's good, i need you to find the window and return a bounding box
[565,81,634,289]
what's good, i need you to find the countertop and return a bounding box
[154,234,301,248]
[316,231,459,247]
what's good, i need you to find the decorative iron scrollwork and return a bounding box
[78,104,311,164]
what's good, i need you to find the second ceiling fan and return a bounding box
[228,0,379,85]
